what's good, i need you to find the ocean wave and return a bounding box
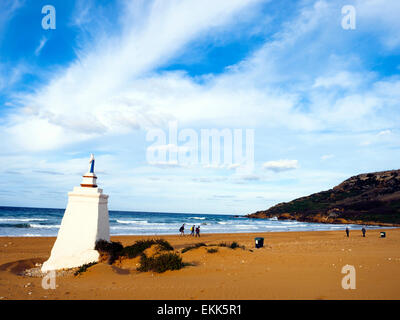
[111,225,172,231]
[233,225,258,229]
[0,218,47,222]
[0,223,31,228]
[0,222,60,229]
[30,224,60,229]
[116,219,149,225]
[279,221,301,225]
[265,225,288,228]
[191,217,206,220]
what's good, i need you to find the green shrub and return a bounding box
[181,242,207,253]
[215,242,244,250]
[154,239,174,251]
[121,239,173,258]
[121,240,153,258]
[230,242,239,249]
[95,239,124,264]
[74,262,97,276]
[137,252,184,273]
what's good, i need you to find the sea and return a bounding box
[0,206,386,237]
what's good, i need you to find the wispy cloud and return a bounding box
[34,36,48,56]
[3,0,400,154]
[378,130,391,136]
[321,154,334,161]
[2,0,262,152]
[263,160,299,172]
[0,0,24,36]
[1,0,399,213]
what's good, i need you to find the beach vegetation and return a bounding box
[230,242,240,249]
[95,240,123,264]
[74,262,97,276]
[137,252,184,273]
[121,239,173,258]
[95,238,174,264]
[215,242,245,250]
[182,242,245,253]
[154,239,174,251]
[181,242,206,253]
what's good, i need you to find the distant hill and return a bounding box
[246,169,400,226]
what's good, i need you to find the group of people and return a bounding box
[179,224,201,237]
[345,227,366,237]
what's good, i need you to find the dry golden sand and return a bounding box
[0,229,399,300]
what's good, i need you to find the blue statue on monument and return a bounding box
[89,154,95,174]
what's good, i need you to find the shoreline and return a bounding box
[1,228,399,299]
[246,215,400,227]
[0,222,396,239]
[0,224,397,238]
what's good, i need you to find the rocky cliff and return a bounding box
[247,169,400,226]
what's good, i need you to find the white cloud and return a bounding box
[147,143,191,153]
[147,143,192,168]
[235,174,260,181]
[360,128,396,146]
[0,0,24,36]
[0,63,32,92]
[262,159,299,172]
[70,0,94,28]
[313,71,363,89]
[148,160,184,168]
[3,0,262,152]
[355,0,400,50]
[3,0,400,154]
[378,130,391,136]
[321,154,334,160]
[34,36,48,56]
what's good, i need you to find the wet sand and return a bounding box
[0,229,399,300]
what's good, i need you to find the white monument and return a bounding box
[41,154,110,272]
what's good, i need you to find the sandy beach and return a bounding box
[0,229,399,300]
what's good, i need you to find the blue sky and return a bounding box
[0,0,399,214]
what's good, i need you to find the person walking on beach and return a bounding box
[362,227,366,237]
[195,226,200,237]
[190,225,195,236]
[179,224,185,236]
[346,227,349,238]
